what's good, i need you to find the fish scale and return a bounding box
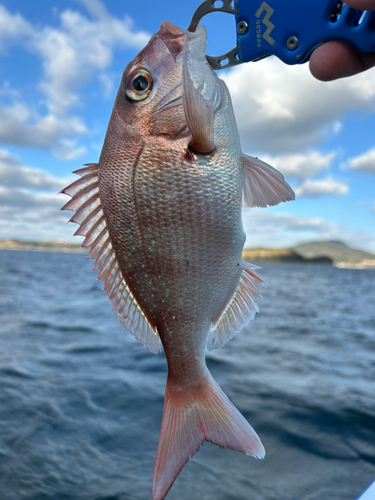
[104,141,238,347]
[133,144,243,329]
[61,20,295,500]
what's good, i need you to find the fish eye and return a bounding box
[124,69,153,102]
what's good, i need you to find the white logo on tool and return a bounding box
[255,2,275,46]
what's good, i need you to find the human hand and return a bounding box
[309,0,375,81]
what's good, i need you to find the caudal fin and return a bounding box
[152,372,264,500]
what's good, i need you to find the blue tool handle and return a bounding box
[235,0,375,64]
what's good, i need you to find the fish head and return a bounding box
[106,21,225,152]
[110,21,188,141]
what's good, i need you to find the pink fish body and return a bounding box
[62,21,294,500]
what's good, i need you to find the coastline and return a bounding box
[242,247,375,270]
[1,239,375,269]
[0,239,86,254]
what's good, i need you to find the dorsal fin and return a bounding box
[207,262,268,351]
[61,164,161,354]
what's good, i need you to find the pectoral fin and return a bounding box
[242,154,295,207]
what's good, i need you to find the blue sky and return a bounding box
[0,0,374,251]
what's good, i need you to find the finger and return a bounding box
[309,40,375,81]
[343,0,375,10]
[310,41,362,81]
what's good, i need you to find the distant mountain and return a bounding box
[293,240,375,264]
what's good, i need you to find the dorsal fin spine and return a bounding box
[130,305,140,329]
[108,273,121,299]
[74,209,103,237]
[97,248,115,279]
[112,285,123,311]
[103,259,118,289]
[124,300,135,324]
[73,164,98,176]
[66,193,99,221]
[92,238,111,269]
[81,216,105,246]
[114,286,128,312]
[86,229,107,256]
[62,183,98,211]
[62,163,161,354]
[61,172,98,197]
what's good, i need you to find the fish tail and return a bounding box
[152,371,264,500]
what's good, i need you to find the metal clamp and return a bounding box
[235,0,375,65]
[189,0,375,69]
[188,0,241,70]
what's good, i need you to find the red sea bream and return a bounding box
[62,21,294,500]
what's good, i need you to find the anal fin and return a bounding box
[207,262,268,351]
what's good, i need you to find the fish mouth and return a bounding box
[157,21,185,62]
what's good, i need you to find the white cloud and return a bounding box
[294,177,349,198]
[261,150,336,181]
[0,149,18,166]
[222,58,375,154]
[53,139,87,161]
[0,186,61,214]
[347,148,375,173]
[98,72,115,100]
[0,5,33,51]
[0,184,79,241]
[242,209,336,248]
[259,150,348,199]
[32,6,150,116]
[0,185,72,241]
[0,194,75,242]
[0,101,87,158]
[242,209,375,252]
[0,2,150,158]
[0,149,76,241]
[0,148,71,191]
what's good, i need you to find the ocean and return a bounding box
[0,249,374,500]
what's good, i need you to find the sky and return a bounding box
[0,0,374,252]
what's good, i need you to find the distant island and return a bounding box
[242,247,332,265]
[1,239,375,269]
[243,241,375,269]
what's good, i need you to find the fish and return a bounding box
[61,20,294,500]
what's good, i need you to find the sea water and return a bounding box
[0,249,374,500]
